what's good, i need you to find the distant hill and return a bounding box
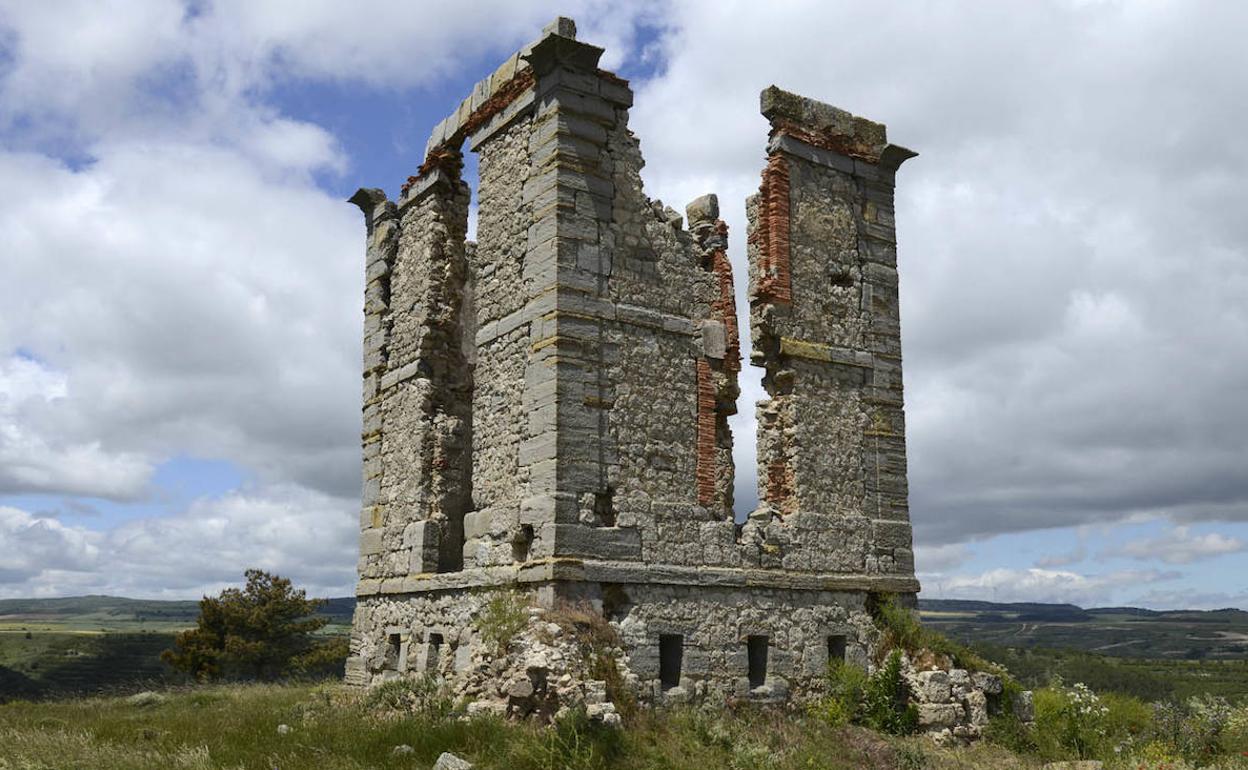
[0,594,355,633]
[919,599,1248,659]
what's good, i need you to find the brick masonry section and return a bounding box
[709,222,741,374]
[754,153,792,305]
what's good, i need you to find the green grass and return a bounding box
[0,631,187,701]
[0,682,1043,770]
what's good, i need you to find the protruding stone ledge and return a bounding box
[347,188,394,232]
[767,133,917,183]
[778,337,874,369]
[396,168,456,211]
[761,84,887,162]
[354,558,921,597]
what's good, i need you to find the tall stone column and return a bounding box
[349,157,473,583]
[748,86,919,581]
[511,32,640,566]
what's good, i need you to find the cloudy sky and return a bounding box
[1,0,1245,608]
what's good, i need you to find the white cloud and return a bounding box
[0,505,102,585]
[0,356,153,499]
[930,567,1181,607]
[626,1,1248,540]
[914,543,972,574]
[0,143,363,499]
[0,487,355,599]
[1109,526,1245,565]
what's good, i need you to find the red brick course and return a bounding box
[709,220,741,374]
[753,153,791,304]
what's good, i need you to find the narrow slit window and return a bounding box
[512,524,534,562]
[747,635,768,688]
[827,634,847,665]
[427,632,444,675]
[384,633,402,671]
[659,634,683,690]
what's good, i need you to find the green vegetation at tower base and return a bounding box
[0,681,1044,770]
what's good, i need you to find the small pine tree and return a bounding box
[162,569,341,682]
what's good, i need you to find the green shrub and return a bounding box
[810,658,869,727]
[1224,702,1248,756]
[861,650,919,736]
[161,569,340,682]
[813,650,917,736]
[1033,682,1109,759]
[895,743,928,770]
[984,704,1038,756]
[1151,694,1238,765]
[364,675,453,719]
[870,593,998,675]
[475,590,531,657]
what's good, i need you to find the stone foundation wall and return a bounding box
[346,581,876,706]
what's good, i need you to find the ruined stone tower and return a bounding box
[346,18,919,706]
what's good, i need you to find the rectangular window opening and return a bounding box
[594,488,616,527]
[427,632,444,675]
[512,524,534,562]
[659,634,683,691]
[747,635,768,689]
[384,633,402,671]
[827,634,847,666]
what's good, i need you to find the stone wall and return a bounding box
[747,86,917,580]
[345,17,922,710]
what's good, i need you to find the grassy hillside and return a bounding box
[0,681,1042,770]
[0,595,354,701]
[0,631,186,701]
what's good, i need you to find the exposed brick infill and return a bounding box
[752,153,791,304]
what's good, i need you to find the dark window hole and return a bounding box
[659,634,683,690]
[747,635,768,688]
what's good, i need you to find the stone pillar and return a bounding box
[748,86,918,579]
[688,194,740,520]
[349,155,473,582]
[349,187,398,582]
[512,30,640,564]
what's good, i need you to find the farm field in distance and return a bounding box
[919,599,1248,660]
